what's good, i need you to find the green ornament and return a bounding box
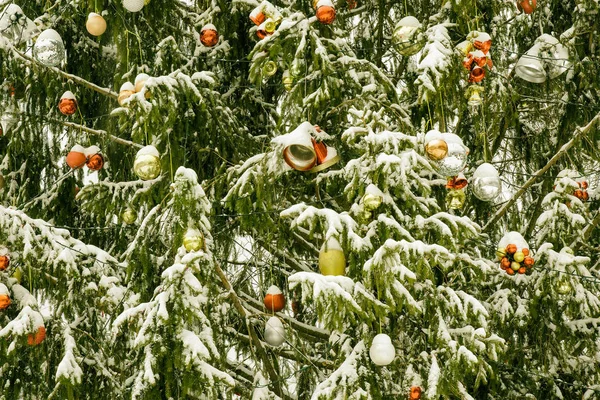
[446,189,466,210]
[556,279,571,295]
[282,73,294,91]
[263,61,278,78]
[511,262,521,271]
[496,248,507,260]
[362,193,383,212]
[183,228,204,252]
[121,207,137,225]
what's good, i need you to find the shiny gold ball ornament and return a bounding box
[133,145,161,180]
[183,228,205,252]
[263,60,278,77]
[392,16,424,56]
[425,139,448,161]
[446,189,466,210]
[362,184,384,211]
[58,91,77,116]
[556,278,571,295]
[86,12,107,36]
[118,82,135,106]
[121,207,137,224]
[282,71,294,91]
[318,237,346,276]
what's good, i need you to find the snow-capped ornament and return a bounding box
[410,387,422,400]
[0,4,38,44]
[256,21,271,40]
[121,207,137,224]
[369,334,395,366]
[446,188,466,210]
[264,316,285,346]
[0,249,10,270]
[361,184,384,212]
[276,122,340,172]
[134,145,161,180]
[66,145,87,169]
[0,283,10,310]
[446,173,468,190]
[466,85,485,107]
[263,285,285,312]
[472,163,502,201]
[27,326,46,346]
[574,181,589,202]
[183,228,205,252]
[200,24,219,47]
[318,237,346,276]
[497,231,534,275]
[86,13,107,36]
[123,0,144,12]
[58,91,77,116]
[470,31,492,54]
[392,16,424,56]
[315,0,336,24]
[282,70,294,91]
[436,133,468,176]
[517,0,537,14]
[134,73,151,97]
[33,29,65,67]
[118,82,135,106]
[263,60,278,77]
[85,147,105,171]
[424,130,448,161]
[515,34,570,83]
[250,5,266,25]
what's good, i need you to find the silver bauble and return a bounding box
[33,29,65,67]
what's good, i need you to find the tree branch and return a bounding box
[51,119,143,149]
[11,48,118,100]
[571,211,600,251]
[482,113,600,232]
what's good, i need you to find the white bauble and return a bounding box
[264,317,285,347]
[369,334,396,366]
[123,0,144,12]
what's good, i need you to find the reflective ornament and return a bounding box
[27,326,46,346]
[282,71,294,91]
[33,29,65,67]
[469,66,485,83]
[315,0,336,24]
[66,145,87,169]
[12,267,22,284]
[309,141,340,173]
[121,207,137,224]
[118,82,135,106]
[515,34,570,83]
[134,145,161,180]
[264,18,277,33]
[392,16,424,56]
[0,252,9,271]
[318,237,346,276]
[86,13,107,36]
[86,153,104,171]
[556,279,571,295]
[410,387,422,400]
[183,228,204,252]
[456,40,473,56]
[362,184,384,211]
[200,24,219,47]
[250,6,266,26]
[279,122,317,171]
[256,20,271,40]
[0,4,38,45]
[264,316,285,346]
[498,232,534,276]
[263,60,278,77]
[263,285,285,312]
[369,334,395,366]
[123,0,144,12]
[425,139,448,161]
[472,163,502,201]
[446,189,466,210]
[0,283,10,310]
[517,0,537,14]
[135,73,151,97]
[59,91,77,116]
[436,133,468,176]
[466,85,485,107]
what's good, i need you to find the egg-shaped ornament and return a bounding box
[472,163,502,201]
[264,316,286,347]
[121,207,137,224]
[556,278,571,295]
[66,145,87,169]
[134,145,161,180]
[86,13,107,36]
[263,285,286,312]
[134,73,151,98]
[123,0,144,12]
[86,153,104,171]
[369,334,396,366]
[392,16,424,56]
[58,91,77,116]
[362,184,384,211]
[33,29,65,67]
[318,237,346,276]
[118,82,135,106]
[315,0,336,24]
[282,70,294,91]
[410,387,422,400]
[0,283,10,310]
[183,228,205,252]
[200,24,219,48]
[436,133,468,176]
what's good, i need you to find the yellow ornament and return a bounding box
[362,193,383,212]
[86,13,107,36]
[513,251,525,263]
[133,145,161,180]
[264,18,277,33]
[496,248,506,260]
[121,207,137,224]
[556,279,571,295]
[511,262,521,271]
[263,61,278,77]
[11,267,22,284]
[318,238,346,276]
[424,139,448,161]
[282,72,294,91]
[118,82,135,106]
[183,228,204,252]
[446,189,466,210]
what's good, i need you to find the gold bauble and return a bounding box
[133,148,161,180]
[121,207,137,224]
[263,61,278,77]
[556,279,571,295]
[362,193,383,212]
[86,13,107,36]
[183,229,204,252]
[496,248,506,260]
[264,18,277,33]
[282,74,294,91]
[425,139,448,161]
[118,90,135,106]
[11,267,22,284]
[446,189,466,210]
[319,239,346,276]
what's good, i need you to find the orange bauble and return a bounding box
[409,386,422,400]
[523,256,534,266]
[27,326,46,346]
[518,267,526,274]
[506,268,515,275]
[200,24,219,47]
[263,285,286,312]
[250,10,265,26]
[517,0,537,14]
[0,254,9,270]
[0,294,10,310]
[473,40,492,54]
[505,244,517,254]
[469,66,485,83]
[522,248,529,256]
[500,257,511,270]
[316,2,336,25]
[66,145,87,169]
[58,91,77,116]
[86,153,104,171]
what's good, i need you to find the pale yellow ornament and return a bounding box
[318,237,346,276]
[183,228,204,252]
[86,13,107,36]
[133,145,161,180]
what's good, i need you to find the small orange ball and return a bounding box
[86,153,104,171]
[27,326,46,346]
[316,5,336,24]
[409,386,422,400]
[506,268,515,275]
[500,257,511,270]
[0,254,9,270]
[0,294,10,310]
[66,150,87,169]
[263,286,286,312]
[522,248,529,256]
[200,26,219,47]
[506,244,517,255]
[469,66,485,83]
[517,0,537,14]
[59,98,77,116]
[518,267,526,274]
[524,256,534,266]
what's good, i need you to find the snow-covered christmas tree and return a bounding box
[0,0,599,399]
